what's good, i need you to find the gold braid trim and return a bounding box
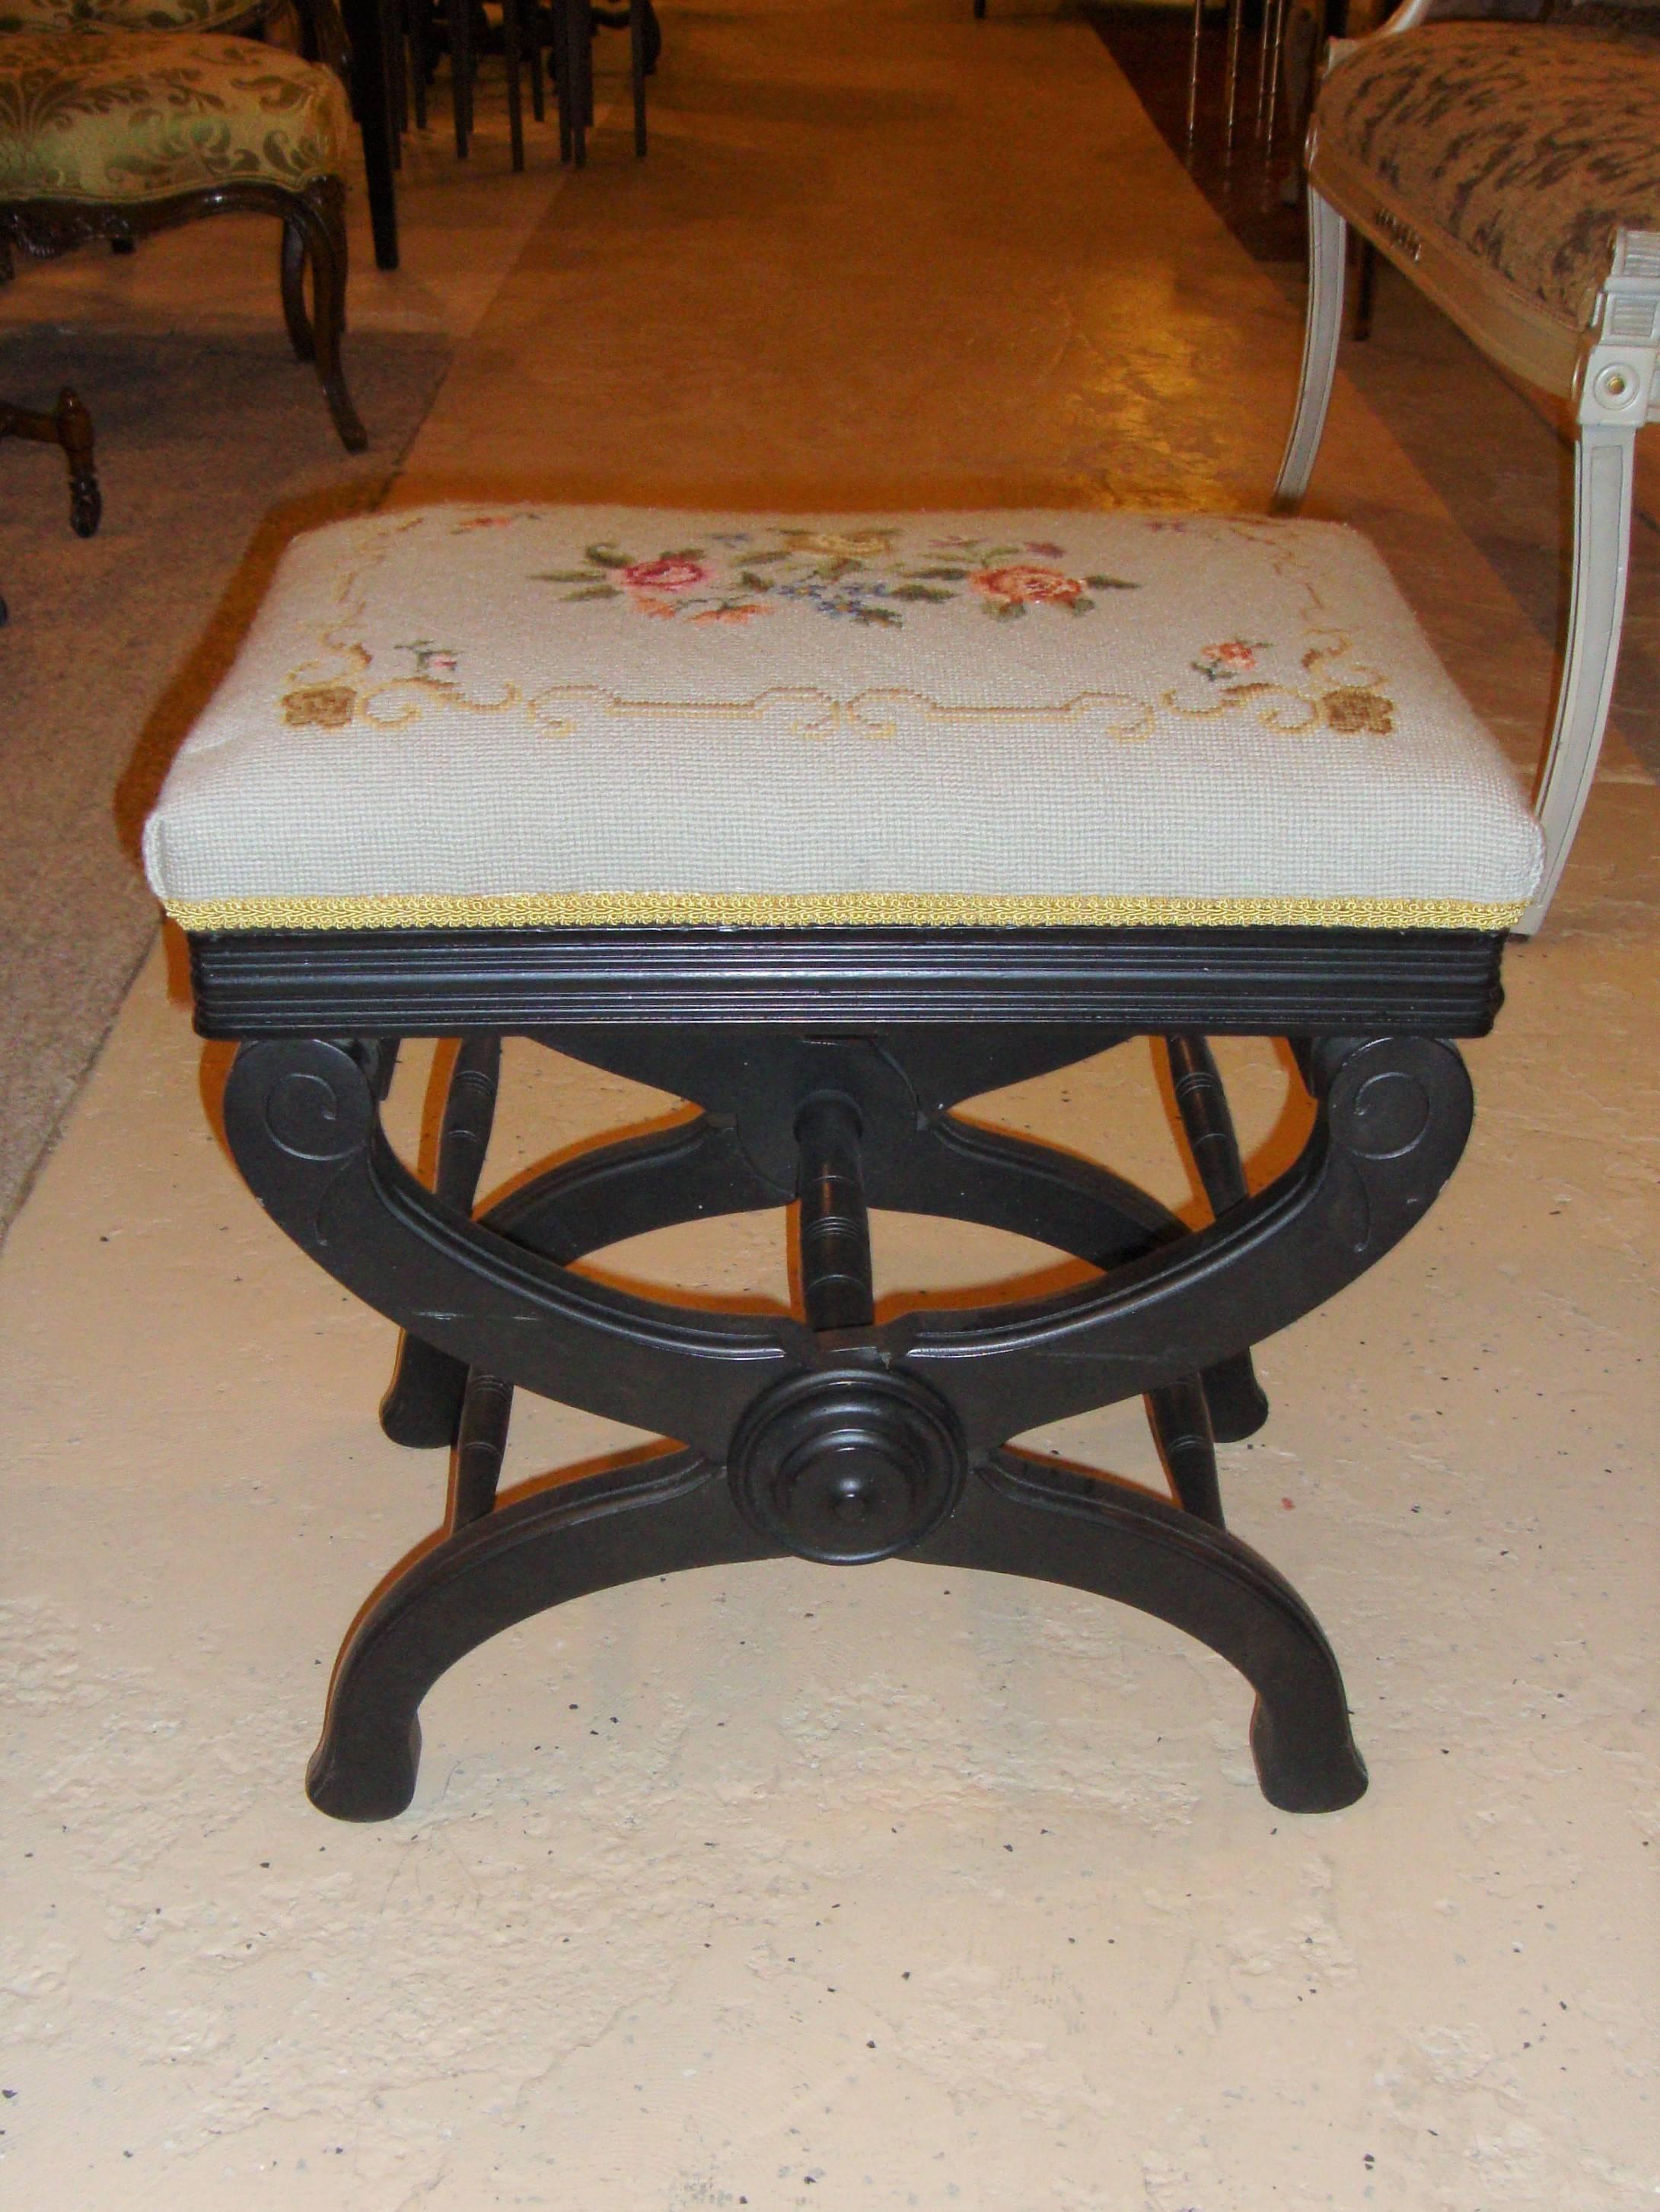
[165,890,1526,931]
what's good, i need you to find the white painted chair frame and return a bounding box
[1272,0,1660,932]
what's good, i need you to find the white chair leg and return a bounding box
[1518,421,1637,934]
[1273,184,1346,511]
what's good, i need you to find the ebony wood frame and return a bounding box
[198,923,1502,1824]
[1,179,365,454]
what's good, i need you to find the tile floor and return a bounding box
[2,4,1655,2207]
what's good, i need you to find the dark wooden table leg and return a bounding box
[343,0,400,268]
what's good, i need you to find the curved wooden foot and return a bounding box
[307,1449,777,1819]
[914,1450,1367,1813]
[290,177,366,453]
[307,1429,1362,1821]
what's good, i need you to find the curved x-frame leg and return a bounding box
[382,1108,782,1447]
[308,1450,776,1819]
[384,1028,1266,1451]
[915,1451,1365,1812]
[308,1440,1358,1822]
[222,1026,1471,1820]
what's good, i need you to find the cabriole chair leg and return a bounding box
[291,179,368,453]
[279,218,316,362]
[1273,183,1346,511]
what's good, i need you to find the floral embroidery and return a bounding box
[619,557,709,593]
[400,638,459,680]
[1180,628,1396,735]
[530,531,1140,628]
[973,563,1086,615]
[1193,638,1268,683]
[272,512,1406,749]
[282,683,355,728]
[1321,686,1395,735]
[784,530,897,560]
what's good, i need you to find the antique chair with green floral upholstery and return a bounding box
[0,14,365,448]
[0,0,398,269]
[1274,0,1660,929]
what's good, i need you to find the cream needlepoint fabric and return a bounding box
[142,507,1546,931]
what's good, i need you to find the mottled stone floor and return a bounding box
[2,4,1655,2208]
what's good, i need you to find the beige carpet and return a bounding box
[0,328,449,1233]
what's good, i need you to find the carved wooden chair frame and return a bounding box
[1,179,364,451]
[0,0,366,450]
[1273,0,1660,931]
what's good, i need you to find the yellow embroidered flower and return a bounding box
[1321,687,1394,735]
[785,530,897,560]
[282,684,355,729]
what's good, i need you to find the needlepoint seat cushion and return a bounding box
[142,506,1545,933]
[0,31,346,201]
[1317,18,1660,336]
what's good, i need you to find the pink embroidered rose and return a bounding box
[1192,637,1270,683]
[620,558,709,592]
[973,564,1083,606]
